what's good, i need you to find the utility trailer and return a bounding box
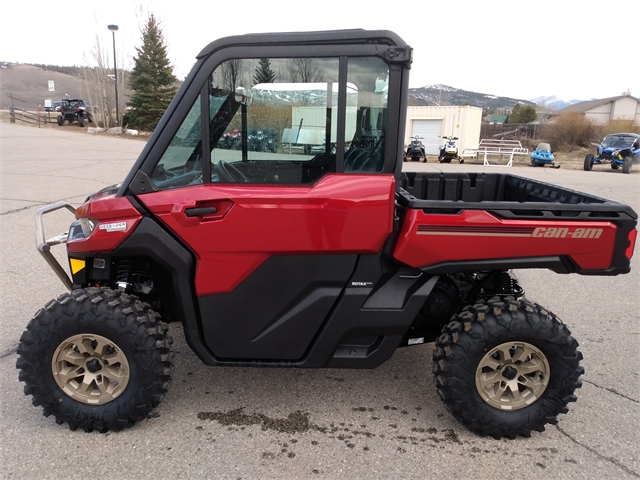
[18,29,637,439]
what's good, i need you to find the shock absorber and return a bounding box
[495,271,524,297]
[116,259,132,291]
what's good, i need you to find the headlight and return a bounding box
[68,218,98,241]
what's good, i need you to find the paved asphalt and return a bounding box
[1,122,638,479]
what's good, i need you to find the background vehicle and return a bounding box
[438,136,462,163]
[584,133,640,174]
[56,98,94,127]
[45,101,62,113]
[19,30,637,440]
[404,135,427,162]
[530,142,558,167]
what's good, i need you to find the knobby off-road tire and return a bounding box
[622,156,632,174]
[433,297,583,439]
[56,115,64,126]
[584,154,593,171]
[16,288,173,432]
[78,115,85,127]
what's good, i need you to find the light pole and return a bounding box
[107,24,119,127]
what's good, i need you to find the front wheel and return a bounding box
[622,156,632,174]
[16,288,173,432]
[584,154,593,171]
[78,115,85,127]
[433,297,583,439]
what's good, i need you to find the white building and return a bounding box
[552,93,640,125]
[404,105,483,155]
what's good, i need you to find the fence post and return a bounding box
[9,106,15,123]
[38,106,41,128]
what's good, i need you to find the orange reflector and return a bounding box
[70,258,86,275]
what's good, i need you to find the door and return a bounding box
[412,119,442,154]
[137,54,396,360]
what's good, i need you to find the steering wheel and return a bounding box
[217,160,249,183]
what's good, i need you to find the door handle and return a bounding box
[184,206,218,217]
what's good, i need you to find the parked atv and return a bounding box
[17,29,638,440]
[530,142,559,168]
[56,99,93,127]
[404,135,427,162]
[438,136,463,163]
[584,133,640,174]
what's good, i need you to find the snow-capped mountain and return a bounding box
[530,95,584,110]
[408,85,534,111]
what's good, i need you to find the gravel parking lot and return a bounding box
[1,122,638,479]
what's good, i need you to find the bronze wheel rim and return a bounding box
[51,334,130,405]
[475,341,550,410]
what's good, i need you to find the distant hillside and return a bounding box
[0,63,556,116]
[0,63,85,108]
[408,84,535,113]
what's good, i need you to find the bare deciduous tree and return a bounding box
[286,58,323,83]
[81,35,129,128]
[221,59,245,92]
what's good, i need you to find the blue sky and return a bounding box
[1,0,638,101]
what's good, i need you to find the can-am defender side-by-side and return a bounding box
[18,30,637,439]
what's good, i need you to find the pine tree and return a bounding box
[126,14,177,131]
[253,58,275,85]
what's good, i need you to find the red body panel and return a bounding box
[139,174,396,295]
[393,209,618,270]
[68,196,142,254]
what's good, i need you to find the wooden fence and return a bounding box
[8,106,58,127]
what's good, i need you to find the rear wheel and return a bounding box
[433,297,583,439]
[584,154,593,171]
[78,115,85,127]
[611,163,619,170]
[16,288,173,432]
[622,156,632,174]
[56,115,63,126]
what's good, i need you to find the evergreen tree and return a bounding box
[508,104,537,124]
[253,58,276,85]
[126,14,177,131]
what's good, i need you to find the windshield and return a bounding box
[535,143,551,152]
[602,135,636,149]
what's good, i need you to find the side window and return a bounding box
[148,55,391,190]
[343,57,389,173]
[209,57,340,184]
[149,97,203,190]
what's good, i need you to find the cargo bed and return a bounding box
[394,172,637,275]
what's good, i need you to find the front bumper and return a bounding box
[35,202,76,290]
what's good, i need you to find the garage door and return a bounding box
[412,119,442,154]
